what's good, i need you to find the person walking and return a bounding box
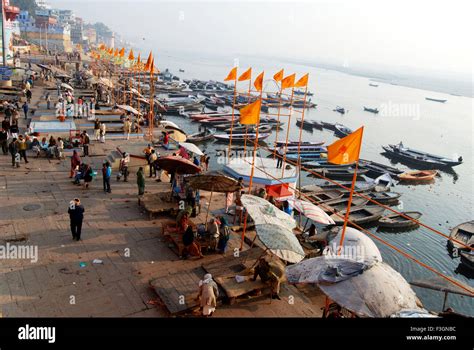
[57,137,64,159]
[81,130,90,156]
[0,128,8,155]
[46,93,51,110]
[68,198,85,241]
[93,119,101,141]
[148,150,158,178]
[8,138,19,167]
[70,150,81,178]
[22,102,29,120]
[276,145,284,169]
[118,152,130,182]
[123,117,132,140]
[99,122,106,143]
[102,161,112,193]
[137,167,145,196]
[16,135,28,164]
[25,89,32,103]
[10,122,19,139]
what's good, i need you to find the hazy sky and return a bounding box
[49,0,473,75]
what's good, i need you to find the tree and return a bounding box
[10,0,38,17]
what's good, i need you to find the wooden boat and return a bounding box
[200,117,235,125]
[425,97,447,103]
[320,197,368,213]
[310,167,369,180]
[321,121,337,131]
[296,119,323,130]
[334,124,353,138]
[330,206,386,226]
[268,145,327,154]
[369,83,379,87]
[363,107,379,114]
[447,221,474,252]
[366,191,402,205]
[388,144,462,167]
[333,107,345,114]
[459,251,474,271]
[307,190,344,203]
[213,123,234,130]
[213,133,271,143]
[187,130,214,143]
[287,153,326,161]
[398,170,437,182]
[224,124,272,134]
[359,159,403,179]
[303,161,353,169]
[378,211,422,229]
[304,180,376,197]
[275,140,325,147]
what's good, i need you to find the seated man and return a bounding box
[251,257,286,300]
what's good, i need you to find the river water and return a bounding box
[150,51,473,316]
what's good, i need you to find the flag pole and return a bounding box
[241,73,264,251]
[338,128,364,252]
[273,81,284,159]
[242,77,252,156]
[281,83,295,178]
[227,70,238,162]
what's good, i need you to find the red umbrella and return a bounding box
[266,183,293,198]
[156,156,201,175]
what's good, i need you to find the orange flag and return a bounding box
[128,49,134,61]
[114,48,119,57]
[108,48,113,55]
[238,68,252,81]
[281,73,295,89]
[119,47,125,57]
[327,127,364,165]
[136,53,141,64]
[294,73,309,88]
[254,71,264,92]
[224,67,237,81]
[144,52,153,71]
[273,69,284,82]
[239,99,261,125]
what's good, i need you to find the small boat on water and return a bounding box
[330,206,386,226]
[369,83,379,87]
[187,130,214,143]
[333,106,346,114]
[200,117,235,126]
[224,124,272,134]
[307,190,344,203]
[320,197,368,213]
[359,159,403,179]
[268,145,327,154]
[447,221,474,252]
[425,97,447,103]
[296,119,323,130]
[189,112,237,121]
[287,153,327,161]
[310,167,369,181]
[378,211,423,229]
[383,143,463,168]
[213,132,271,143]
[398,170,437,182]
[363,107,379,114]
[302,180,376,197]
[302,161,352,169]
[366,191,402,205]
[321,121,337,131]
[275,140,325,147]
[334,123,353,138]
[179,69,185,72]
[459,251,474,271]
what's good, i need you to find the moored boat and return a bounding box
[320,197,368,213]
[359,159,404,178]
[334,123,353,138]
[398,170,437,182]
[307,189,344,203]
[187,130,214,143]
[378,211,423,229]
[447,221,474,252]
[366,191,402,205]
[310,167,369,180]
[385,143,463,168]
[213,133,271,143]
[330,206,386,226]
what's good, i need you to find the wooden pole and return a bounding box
[227,72,238,162]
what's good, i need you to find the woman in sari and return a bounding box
[70,150,81,178]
